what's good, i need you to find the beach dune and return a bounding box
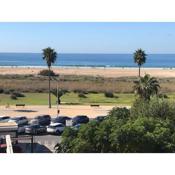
[0,67,175,78]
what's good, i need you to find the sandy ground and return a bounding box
[0,105,121,118]
[0,67,175,78]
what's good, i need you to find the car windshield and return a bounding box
[50,123,63,128]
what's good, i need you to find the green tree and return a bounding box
[52,89,67,104]
[133,74,160,101]
[55,105,175,153]
[134,49,147,77]
[42,47,57,108]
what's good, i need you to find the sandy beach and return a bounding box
[0,66,175,78]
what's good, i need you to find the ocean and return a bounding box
[0,53,174,68]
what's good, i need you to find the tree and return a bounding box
[134,49,147,77]
[52,89,67,104]
[55,106,175,153]
[133,74,160,101]
[42,47,57,108]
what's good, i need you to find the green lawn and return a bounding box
[0,92,175,106]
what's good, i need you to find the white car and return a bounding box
[47,123,65,135]
[8,117,28,126]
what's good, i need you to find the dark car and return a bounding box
[0,116,11,122]
[51,116,71,125]
[25,124,46,135]
[30,115,51,126]
[8,116,28,126]
[95,115,106,122]
[72,115,89,126]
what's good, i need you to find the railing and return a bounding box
[6,135,13,153]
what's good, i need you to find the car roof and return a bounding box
[74,115,88,118]
[50,123,64,126]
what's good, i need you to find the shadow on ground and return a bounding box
[14,109,38,112]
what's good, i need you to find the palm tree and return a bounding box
[133,74,160,101]
[42,47,57,108]
[134,49,147,77]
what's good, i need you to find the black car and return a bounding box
[72,115,89,126]
[31,115,51,126]
[51,116,71,125]
[95,115,106,122]
[0,116,10,122]
[25,124,47,135]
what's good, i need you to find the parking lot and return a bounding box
[18,135,61,153]
[0,113,107,153]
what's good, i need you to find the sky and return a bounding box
[0,22,175,53]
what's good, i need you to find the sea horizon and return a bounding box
[0,53,175,68]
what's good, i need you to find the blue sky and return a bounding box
[0,22,175,53]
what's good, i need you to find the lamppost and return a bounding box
[51,76,60,117]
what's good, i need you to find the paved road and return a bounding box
[18,134,62,153]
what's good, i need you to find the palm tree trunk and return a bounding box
[139,66,141,78]
[48,66,51,108]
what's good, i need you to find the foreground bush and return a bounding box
[131,97,175,121]
[55,104,175,153]
[38,69,56,76]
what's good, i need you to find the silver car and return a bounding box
[47,123,65,135]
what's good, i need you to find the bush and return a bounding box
[131,97,175,121]
[73,89,87,94]
[104,92,114,98]
[55,99,175,153]
[38,69,56,76]
[78,93,87,98]
[4,90,10,94]
[0,88,3,94]
[158,93,168,99]
[12,92,25,97]
[55,115,175,153]
[108,107,130,120]
[10,94,17,100]
[88,91,98,94]
[110,117,175,153]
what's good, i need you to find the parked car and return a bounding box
[0,116,11,122]
[30,115,51,126]
[8,116,28,126]
[17,125,29,134]
[71,123,81,130]
[94,115,106,122]
[51,116,71,125]
[47,123,65,135]
[72,115,89,126]
[25,124,46,135]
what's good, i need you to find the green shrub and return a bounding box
[110,117,175,153]
[158,93,168,99]
[88,91,98,94]
[78,93,87,98]
[131,97,175,121]
[73,89,87,94]
[38,69,56,76]
[10,94,17,100]
[4,90,10,94]
[55,115,175,153]
[108,107,130,120]
[0,88,3,93]
[13,92,25,97]
[104,92,114,98]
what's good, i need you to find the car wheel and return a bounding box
[55,130,60,135]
